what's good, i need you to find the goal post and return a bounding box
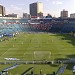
[33,51,51,60]
[23,51,51,60]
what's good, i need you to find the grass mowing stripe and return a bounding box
[0,32,75,75]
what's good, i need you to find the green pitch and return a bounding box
[0,32,75,75]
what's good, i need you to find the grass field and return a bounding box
[0,32,75,75]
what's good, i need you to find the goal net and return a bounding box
[23,51,51,60]
[33,51,51,60]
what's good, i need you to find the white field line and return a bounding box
[22,53,26,59]
[22,52,26,59]
[0,48,12,57]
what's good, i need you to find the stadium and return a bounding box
[0,18,75,75]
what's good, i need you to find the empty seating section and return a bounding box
[0,19,29,34]
[61,23,75,33]
[0,18,75,34]
[50,18,75,33]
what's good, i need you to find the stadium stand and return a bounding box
[56,64,67,75]
[0,18,30,35]
[3,64,19,71]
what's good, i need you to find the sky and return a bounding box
[0,0,75,17]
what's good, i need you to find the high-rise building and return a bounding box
[23,13,28,18]
[30,2,43,18]
[5,13,17,18]
[70,13,75,18]
[23,13,31,19]
[60,9,68,18]
[0,5,5,16]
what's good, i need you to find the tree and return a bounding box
[46,14,52,18]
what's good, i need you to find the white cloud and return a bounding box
[6,4,29,17]
[10,5,22,10]
[74,0,75,12]
[6,5,24,17]
[44,11,60,17]
[16,4,25,6]
[52,0,63,5]
[46,0,49,1]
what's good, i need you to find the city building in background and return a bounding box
[23,13,28,18]
[28,14,31,19]
[0,5,5,16]
[23,13,31,19]
[5,13,18,18]
[60,9,68,18]
[70,13,75,18]
[30,2,43,18]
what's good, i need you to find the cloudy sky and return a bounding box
[0,0,74,17]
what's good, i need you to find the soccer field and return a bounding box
[0,32,75,75]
